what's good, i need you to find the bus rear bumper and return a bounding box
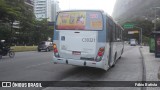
[53,57,106,69]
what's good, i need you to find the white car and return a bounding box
[130,39,136,46]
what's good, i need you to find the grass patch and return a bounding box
[11,46,38,52]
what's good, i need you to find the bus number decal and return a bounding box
[82,38,95,42]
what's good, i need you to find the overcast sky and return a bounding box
[58,0,117,16]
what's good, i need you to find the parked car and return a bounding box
[37,41,53,52]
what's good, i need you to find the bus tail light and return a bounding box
[95,47,105,62]
[98,52,103,56]
[54,48,58,53]
[53,43,60,57]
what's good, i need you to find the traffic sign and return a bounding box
[123,24,134,29]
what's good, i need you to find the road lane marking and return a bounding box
[26,62,51,69]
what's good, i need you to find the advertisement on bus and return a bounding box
[56,11,103,30]
[57,12,86,30]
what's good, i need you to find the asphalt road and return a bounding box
[0,45,143,90]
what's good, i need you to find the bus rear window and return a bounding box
[56,11,103,30]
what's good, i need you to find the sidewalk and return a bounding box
[140,46,160,81]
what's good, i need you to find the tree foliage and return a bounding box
[0,0,23,22]
[0,0,54,45]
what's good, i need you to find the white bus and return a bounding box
[53,10,124,70]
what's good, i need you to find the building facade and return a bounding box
[34,0,47,20]
[34,0,60,21]
[51,0,60,22]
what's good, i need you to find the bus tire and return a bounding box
[121,48,124,55]
[109,53,117,68]
[119,48,124,59]
[112,53,117,67]
[118,48,124,59]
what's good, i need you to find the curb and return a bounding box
[13,50,37,52]
[15,51,38,53]
[139,47,146,90]
[139,47,146,81]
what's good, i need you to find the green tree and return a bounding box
[0,0,25,44]
[0,0,36,45]
[33,19,54,45]
[0,0,54,45]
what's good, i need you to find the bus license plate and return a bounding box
[72,51,81,55]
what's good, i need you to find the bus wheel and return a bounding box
[119,49,124,59]
[121,48,124,55]
[109,53,117,67]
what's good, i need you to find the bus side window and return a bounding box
[121,29,123,41]
[108,19,113,42]
[112,23,116,41]
[119,28,121,41]
[107,18,110,42]
[120,29,122,41]
[106,18,109,42]
[117,27,121,41]
[115,25,119,41]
